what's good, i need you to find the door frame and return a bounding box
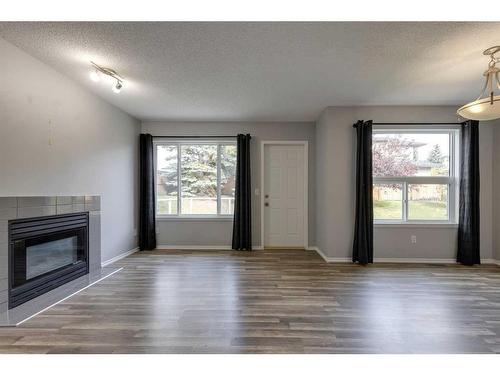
[260,141,309,249]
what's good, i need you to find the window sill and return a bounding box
[374,222,458,228]
[156,216,233,222]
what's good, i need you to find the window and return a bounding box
[372,128,459,224]
[155,140,236,217]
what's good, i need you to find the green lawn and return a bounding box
[374,200,447,220]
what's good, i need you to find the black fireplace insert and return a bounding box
[9,212,89,308]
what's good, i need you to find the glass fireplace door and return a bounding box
[26,234,79,280]
[11,227,87,289]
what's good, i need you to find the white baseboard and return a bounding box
[377,257,498,265]
[156,245,264,250]
[307,247,500,265]
[306,246,341,262]
[101,247,139,267]
[375,258,456,264]
[483,258,500,265]
[157,245,231,250]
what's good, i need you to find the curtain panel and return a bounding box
[352,120,374,264]
[457,120,480,265]
[139,133,157,250]
[232,134,252,250]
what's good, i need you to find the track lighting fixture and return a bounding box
[89,61,124,94]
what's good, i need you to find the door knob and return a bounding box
[265,194,269,198]
[265,202,269,207]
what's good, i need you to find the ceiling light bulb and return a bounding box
[89,69,100,82]
[112,80,123,94]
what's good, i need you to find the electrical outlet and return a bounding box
[411,235,417,244]
[255,188,260,196]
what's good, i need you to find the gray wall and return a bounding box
[316,106,494,261]
[0,37,140,263]
[142,121,315,247]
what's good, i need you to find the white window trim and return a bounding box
[372,126,460,225]
[153,138,236,219]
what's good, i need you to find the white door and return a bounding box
[263,144,306,248]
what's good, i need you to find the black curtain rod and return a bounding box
[373,122,462,125]
[354,122,463,127]
[152,135,236,138]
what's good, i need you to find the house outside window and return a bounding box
[372,127,459,224]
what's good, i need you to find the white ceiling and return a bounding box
[1,22,499,121]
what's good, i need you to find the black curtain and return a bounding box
[232,134,252,250]
[457,120,480,265]
[352,120,373,264]
[139,133,156,250]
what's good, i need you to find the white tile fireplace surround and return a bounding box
[0,196,111,326]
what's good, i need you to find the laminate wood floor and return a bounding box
[1,249,499,354]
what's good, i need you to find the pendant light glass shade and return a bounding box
[458,46,500,121]
[457,95,500,121]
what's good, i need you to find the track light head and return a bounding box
[89,69,100,82]
[112,80,123,94]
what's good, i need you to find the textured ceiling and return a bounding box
[1,22,500,121]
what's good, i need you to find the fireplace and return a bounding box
[9,213,89,308]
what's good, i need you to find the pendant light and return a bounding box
[457,46,500,121]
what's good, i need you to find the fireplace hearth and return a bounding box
[9,213,89,308]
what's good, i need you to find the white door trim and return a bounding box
[260,141,308,249]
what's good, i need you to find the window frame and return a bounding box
[153,138,237,220]
[372,126,460,226]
